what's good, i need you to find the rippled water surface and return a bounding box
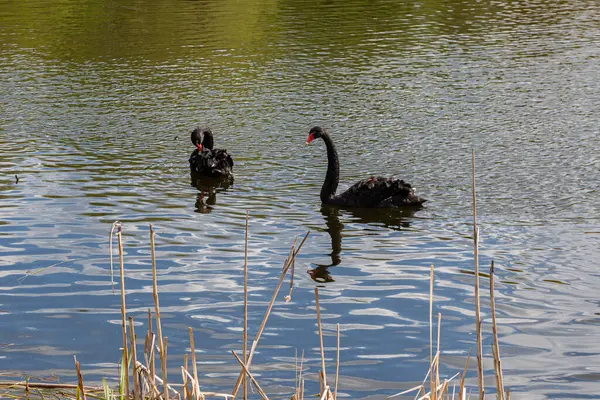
[1,0,600,398]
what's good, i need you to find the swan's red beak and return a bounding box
[196,143,203,151]
[306,133,315,144]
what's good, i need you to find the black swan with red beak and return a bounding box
[189,127,234,179]
[305,126,426,208]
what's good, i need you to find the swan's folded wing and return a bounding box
[339,177,414,207]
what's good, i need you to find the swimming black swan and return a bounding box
[305,126,426,208]
[189,127,234,178]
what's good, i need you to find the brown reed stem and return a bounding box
[231,351,270,400]
[128,317,139,400]
[319,371,323,397]
[243,210,249,400]
[490,260,505,399]
[109,221,120,293]
[459,348,472,400]
[315,288,328,389]
[146,308,155,388]
[183,353,189,400]
[73,355,86,400]
[163,336,168,388]
[472,150,484,399]
[117,225,129,396]
[188,327,202,399]
[429,264,435,399]
[429,264,434,365]
[285,238,297,302]
[231,231,310,397]
[436,312,442,396]
[149,224,168,400]
[299,350,305,400]
[334,323,340,400]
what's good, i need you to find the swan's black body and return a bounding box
[189,127,234,179]
[306,126,426,208]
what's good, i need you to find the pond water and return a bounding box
[1,0,600,398]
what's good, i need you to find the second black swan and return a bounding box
[189,127,234,178]
[305,126,426,208]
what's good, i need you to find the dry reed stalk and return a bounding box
[188,327,203,399]
[319,371,323,397]
[421,351,439,400]
[180,369,234,399]
[489,261,505,399]
[163,336,168,395]
[116,224,130,396]
[146,308,156,390]
[128,317,139,400]
[109,221,121,292]
[429,264,434,365]
[285,238,297,302]
[293,349,298,399]
[438,380,449,398]
[436,312,442,394]
[459,349,472,400]
[390,350,438,400]
[182,354,189,400]
[417,373,459,400]
[299,350,305,400]
[315,288,328,389]
[231,231,310,397]
[73,356,86,400]
[334,323,340,400]
[243,211,249,400]
[149,224,169,400]
[144,327,158,397]
[135,362,179,397]
[319,385,334,400]
[429,265,435,400]
[293,349,304,400]
[430,352,438,400]
[231,351,269,400]
[471,150,484,399]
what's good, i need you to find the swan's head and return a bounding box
[306,126,324,144]
[191,127,212,151]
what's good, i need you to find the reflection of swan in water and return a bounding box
[190,175,232,214]
[308,205,420,283]
[308,205,343,283]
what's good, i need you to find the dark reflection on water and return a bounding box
[191,174,233,214]
[1,0,600,398]
[310,205,419,284]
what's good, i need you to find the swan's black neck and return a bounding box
[202,131,214,150]
[320,132,340,203]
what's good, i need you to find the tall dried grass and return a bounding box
[1,153,508,399]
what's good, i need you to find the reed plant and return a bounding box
[1,152,508,399]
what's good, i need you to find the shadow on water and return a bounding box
[190,173,233,214]
[309,204,421,284]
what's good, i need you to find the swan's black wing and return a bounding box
[334,176,425,208]
[208,148,234,177]
[189,148,233,178]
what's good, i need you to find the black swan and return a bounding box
[305,126,426,208]
[189,127,234,178]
